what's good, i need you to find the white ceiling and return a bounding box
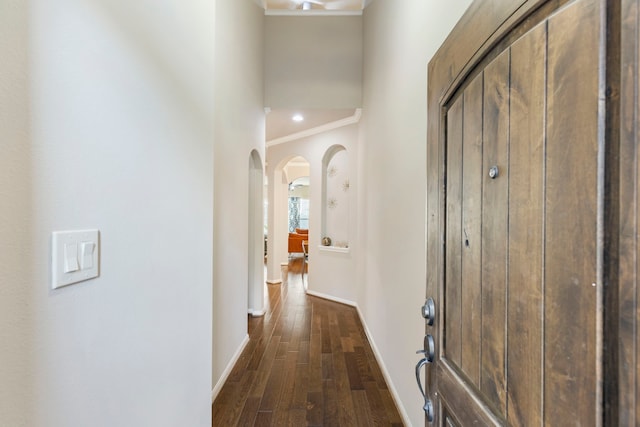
[266,108,357,142]
[261,0,367,142]
[263,0,367,12]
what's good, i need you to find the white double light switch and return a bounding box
[52,229,100,289]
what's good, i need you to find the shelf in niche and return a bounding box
[318,245,350,254]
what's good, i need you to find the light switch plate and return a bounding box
[52,229,100,289]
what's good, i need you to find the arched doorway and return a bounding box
[248,150,265,316]
[266,156,310,284]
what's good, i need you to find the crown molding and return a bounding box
[265,10,362,16]
[266,108,362,147]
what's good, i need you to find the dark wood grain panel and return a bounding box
[364,381,390,425]
[349,331,364,349]
[275,341,288,360]
[321,312,331,354]
[288,309,304,350]
[506,20,546,427]
[309,309,323,393]
[429,0,537,103]
[332,350,358,426]
[214,370,257,426]
[545,0,601,424]
[329,311,344,355]
[481,48,510,416]
[298,339,309,364]
[341,336,354,352]
[618,0,639,425]
[344,351,364,390]
[428,0,638,424]
[322,379,338,426]
[259,358,285,411]
[437,360,503,426]
[603,0,622,423]
[249,336,282,400]
[352,390,374,427]
[446,95,464,367]
[272,350,299,425]
[290,362,309,410]
[461,71,484,387]
[287,409,306,426]
[321,353,333,380]
[306,390,323,425]
[253,411,272,427]
[211,380,238,423]
[360,336,389,389]
[236,396,260,426]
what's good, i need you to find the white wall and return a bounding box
[267,124,358,303]
[265,16,363,108]
[0,2,34,425]
[359,1,472,425]
[212,0,265,389]
[324,149,350,247]
[1,0,215,425]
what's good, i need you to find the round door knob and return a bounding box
[489,166,499,179]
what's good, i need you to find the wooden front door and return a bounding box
[424,0,608,424]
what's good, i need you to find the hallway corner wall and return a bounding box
[358,1,473,425]
[0,1,34,424]
[212,0,266,391]
[1,0,216,425]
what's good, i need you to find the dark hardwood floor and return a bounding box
[212,255,404,426]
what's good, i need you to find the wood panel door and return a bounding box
[424,0,606,425]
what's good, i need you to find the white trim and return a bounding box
[248,308,266,317]
[302,290,411,425]
[354,305,412,426]
[265,10,362,16]
[318,245,350,254]
[305,289,357,308]
[211,334,250,403]
[266,108,362,147]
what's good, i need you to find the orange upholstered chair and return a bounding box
[288,229,308,254]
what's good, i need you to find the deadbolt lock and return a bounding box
[421,298,435,326]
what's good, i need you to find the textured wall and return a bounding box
[265,16,363,108]
[1,0,215,425]
[359,1,473,424]
[212,0,266,389]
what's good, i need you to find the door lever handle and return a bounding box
[415,356,435,422]
[415,334,435,422]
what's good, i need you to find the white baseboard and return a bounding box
[354,305,411,426]
[305,289,411,425]
[211,334,250,403]
[305,289,357,307]
[248,308,266,317]
[212,291,411,425]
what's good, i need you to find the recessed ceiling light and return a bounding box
[292,114,304,122]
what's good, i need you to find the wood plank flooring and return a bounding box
[212,256,404,426]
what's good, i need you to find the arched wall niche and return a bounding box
[321,145,349,249]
